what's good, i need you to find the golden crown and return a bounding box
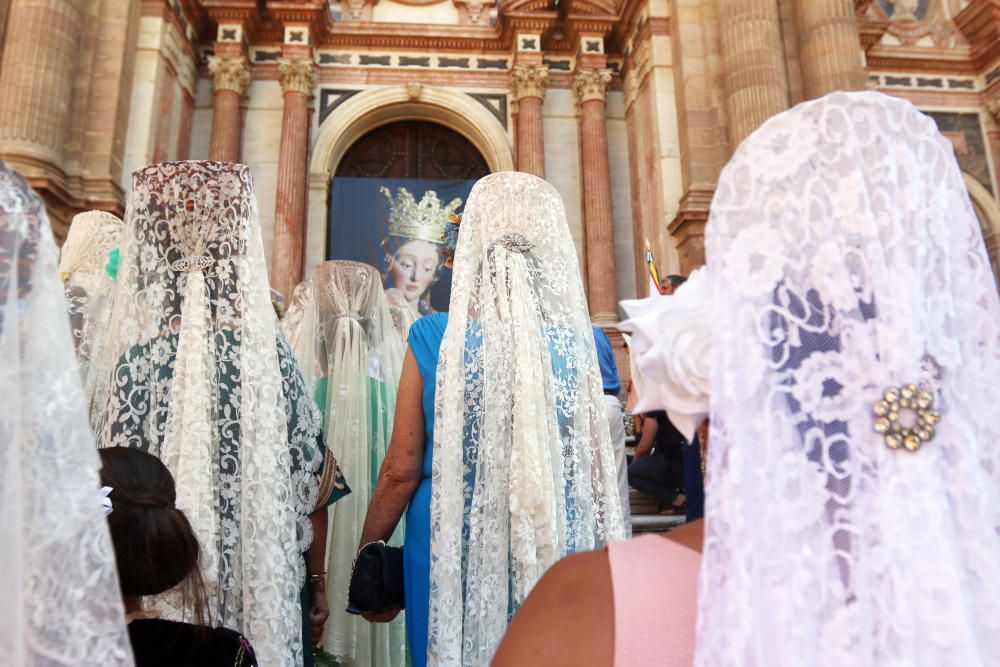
[380,186,463,245]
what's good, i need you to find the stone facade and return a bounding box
[1,0,999,304]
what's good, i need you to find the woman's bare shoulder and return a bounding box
[491,550,614,667]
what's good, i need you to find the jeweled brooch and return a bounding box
[873,383,940,452]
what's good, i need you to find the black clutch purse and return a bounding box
[346,540,405,615]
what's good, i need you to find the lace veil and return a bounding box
[60,210,124,407]
[427,171,626,665]
[697,91,1000,665]
[281,278,314,356]
[88,161,322,667]
[0,161,134,666]
[292,260,406,664]
[385,286,418,343]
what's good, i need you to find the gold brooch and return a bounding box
[873,383,940,452]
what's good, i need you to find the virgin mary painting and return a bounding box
[379,186,462,316]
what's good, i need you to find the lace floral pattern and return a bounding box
[0,161,134,666]
[60,211,124,415]
[427,172,626,665]
[697,92,1000,666]
[89,161,322,667]
[293,261,407,665]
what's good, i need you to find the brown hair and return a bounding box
[99,447,210,624]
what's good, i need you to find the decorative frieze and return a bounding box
[573,68,612,104]
[509,64,549,101]
[278,58,317,96]
[987,97,1000,125]
[162,21,198,98]
[208,56,251,96]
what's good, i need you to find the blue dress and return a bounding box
[403,312,448,667]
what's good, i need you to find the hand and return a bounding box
[309,584,329,646]
[633,444,651,460]
[362,607,402,623]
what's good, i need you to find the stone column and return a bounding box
[271,57,316,300]
[574,68,619,324]
[793,0,865,99]
[0,0,84,172]
[717,0,790,147]
[207,56,251,163]
[509,65,548,177]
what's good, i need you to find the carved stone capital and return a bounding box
[509,65,549,101]
[208,56,251,95]
[573,68,612,104]
[278,58,317,96]
[987,97,1000,125]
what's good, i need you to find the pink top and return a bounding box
[607,534,700,667]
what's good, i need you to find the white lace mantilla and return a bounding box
[696,92,1000,666]
[428,172,626,665]
[0,161,134,666]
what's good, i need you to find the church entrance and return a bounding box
[327,120,490,314]
[335,120,490,180]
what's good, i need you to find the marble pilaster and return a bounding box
[717,0,790,146]
[271,57,316,299]
[793,0,865,99]
[574,68,619,324]
[509,65,548,178]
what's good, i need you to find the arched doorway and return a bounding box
[335,120,490,180]
[964,173,1000,288]
[304,84,514,272]
[326,120,490,314]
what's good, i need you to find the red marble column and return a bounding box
[575,68,619,324]
[207,56,250,163]
[509,65,548,177]
[271,57,315,300]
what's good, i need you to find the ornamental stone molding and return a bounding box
[509,65,549,101]
[987,97,1000,126]
[162,21,197,97]
[278,58,317,96]
[624,42,654,110]
[573,68,612,104]
[208,56,251,95]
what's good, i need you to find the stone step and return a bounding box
[631,513,685,534]
[629,487,661,515]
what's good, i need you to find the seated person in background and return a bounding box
[628,411,687,516]
[100,447,257,667]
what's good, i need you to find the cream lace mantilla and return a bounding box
[427,172,625,665]
[89,161,322,667]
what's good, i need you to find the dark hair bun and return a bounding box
[98,448,201,598]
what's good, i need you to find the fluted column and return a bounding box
[717,0,790,147]
[0,0,84,171]
[271,58,316,300]
[207,56,251,162]
[509,65,548,177]
[574,69,619,324]
[793,0,865,99]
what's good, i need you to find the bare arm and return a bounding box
[491,551,614,667]
[306,509,329,645]
[357,347,426,548]
[633,415,658,459]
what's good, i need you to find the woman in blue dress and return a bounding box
[357,172,625,667]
